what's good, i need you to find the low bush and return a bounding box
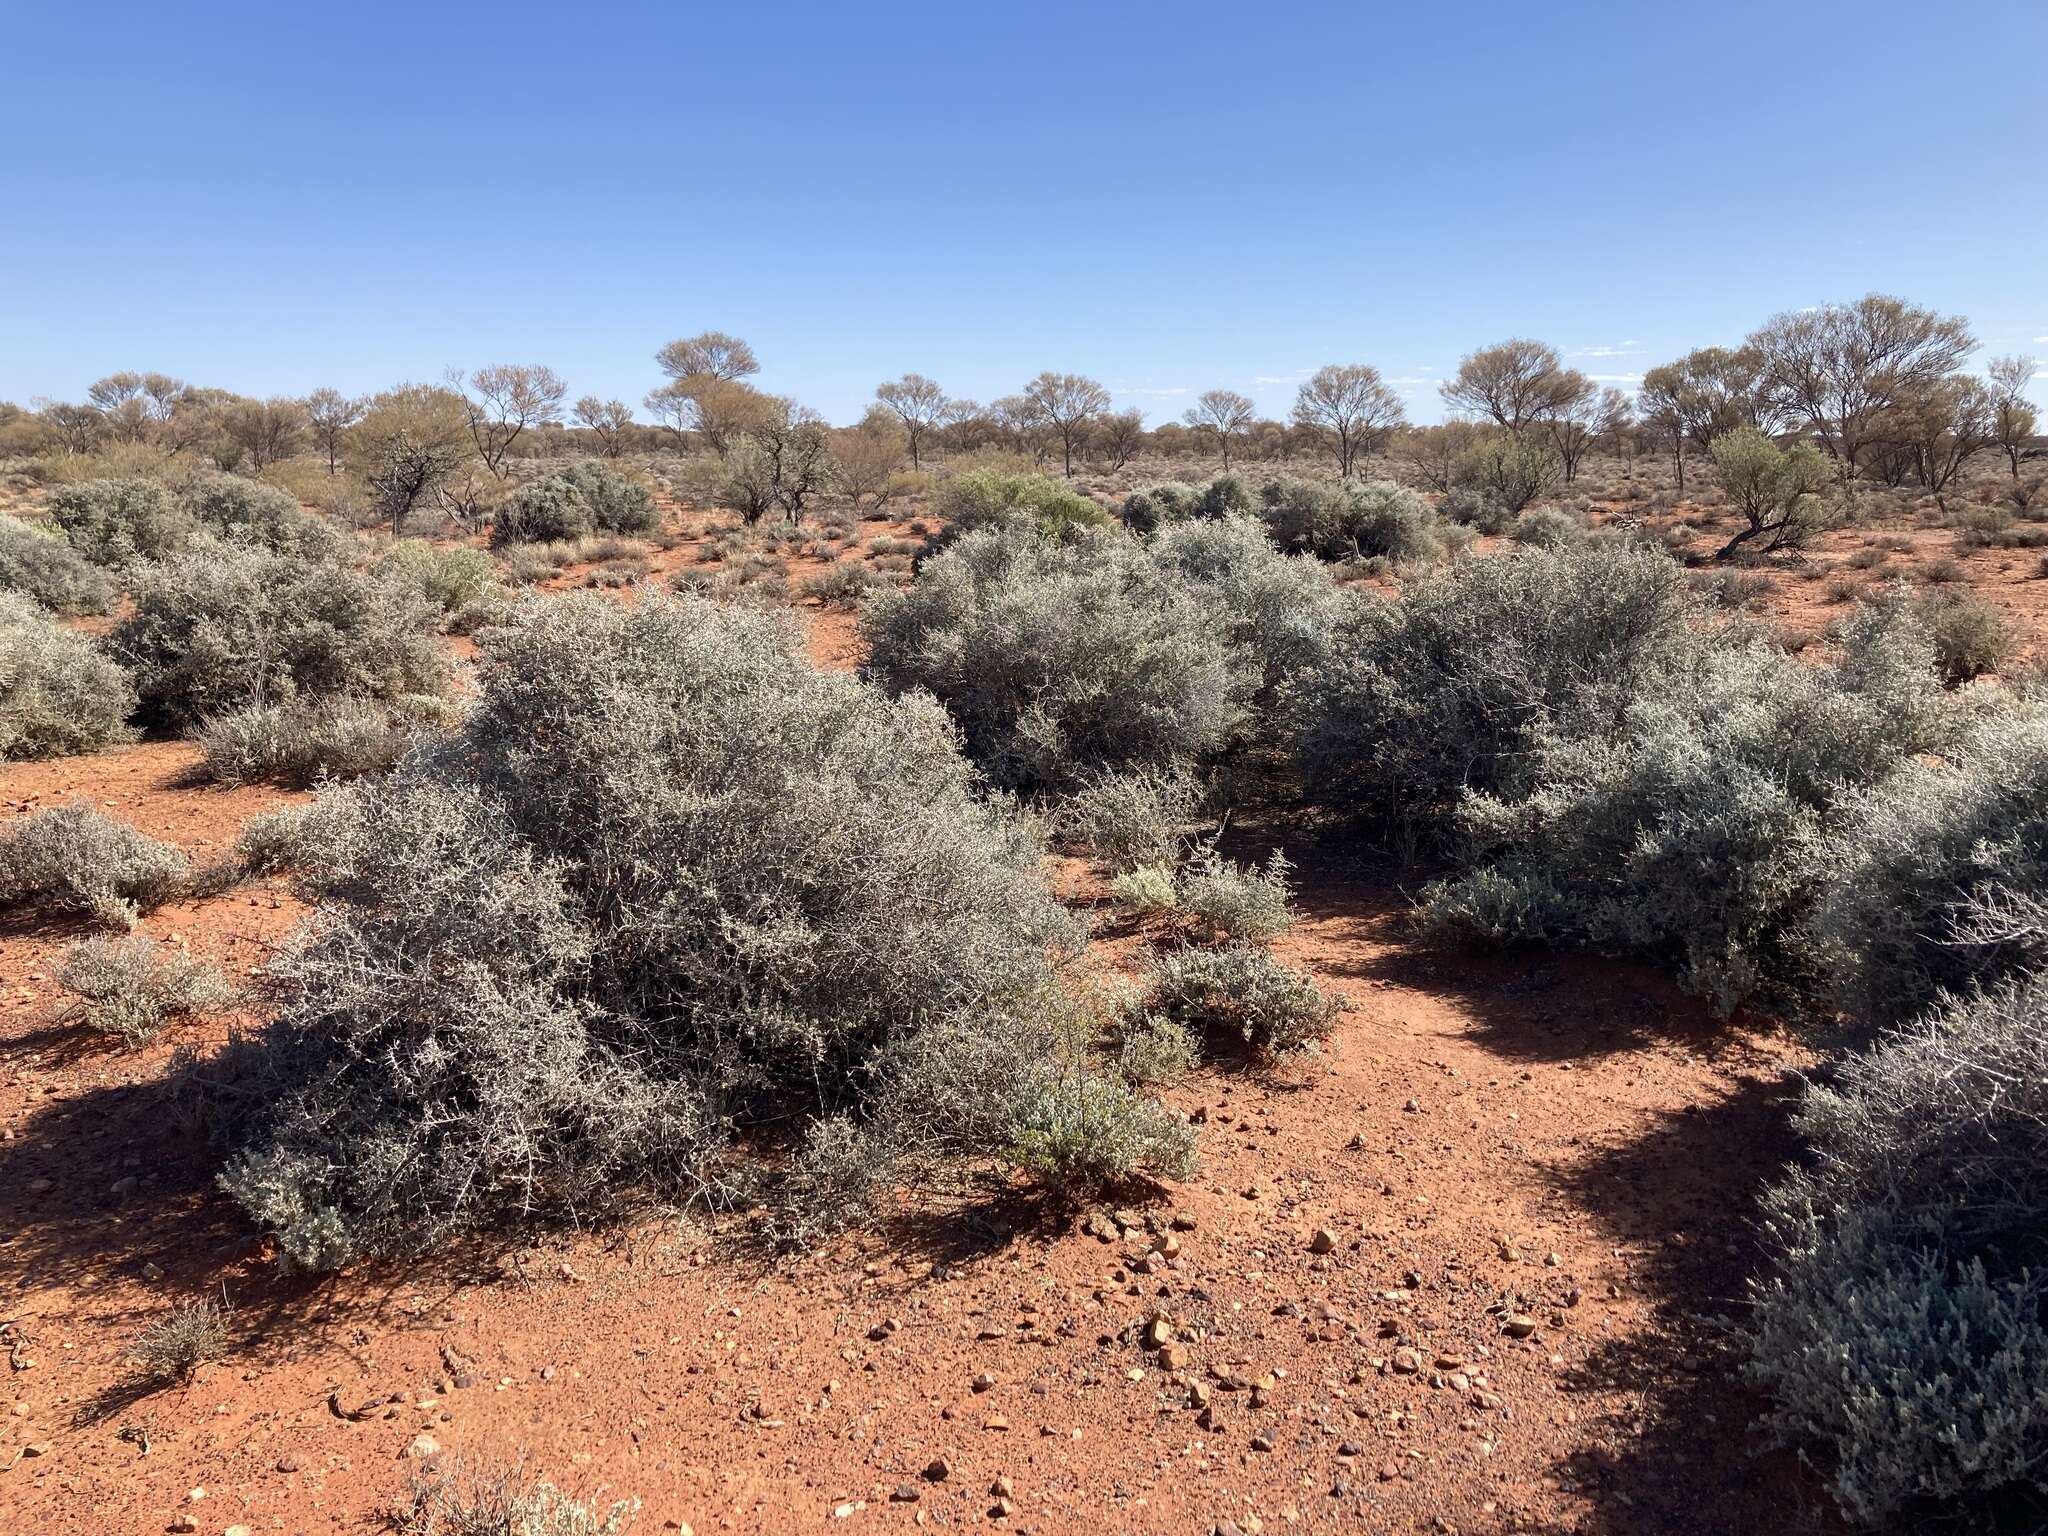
[1109,863,1178,915]
[109,543,448,730]
[1142,943,1339,1056]
[378,540,504,631]
[0,803,189,927]
[1004,1069,1197,1197]
[1057,766,1201,867]
[398,1457,636,1536]
[181,475,347,560]
[1421,596,1957,1015]
[192,594,1128,1268]
[194,693,451,786]
[1109,1010,1200,1085]
[1255,477,1447,562]
[556,460,658,534]
[490,476,593,547]
[1749,975,2048,1528]
[797,561,883,606]
[935,468,1109,543]
[132,1295,231,1383]
[1914,587,2015,684]
[0,592,138,760]
[1288,544,1701,851]
[60,934,235,1045]
[1119,483,1196,534]
[0,514,117,614]
[1179,850,1295,943]
[46,477,196,567]
[1508,507,1587,548]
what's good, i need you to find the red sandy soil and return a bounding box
[4,485,1945,1534]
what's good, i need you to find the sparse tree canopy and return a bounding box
[1185,389,1256,468]
[656,330,759,383]
[457,364,567,477]
[1095,407,1146,469]
[1987,355,2039,480]
[1439,339,1580,431]
[573,396,636,457]
[874,374,948,469]
[1290,365,1405,477]
[220,396,308,469]
[1748,293,1976,471]
[1020,372,1111,476]
[305,387,364,475]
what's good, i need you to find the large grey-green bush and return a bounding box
[1287,544,1699,850]
[556,460,658,533]
[181,476,348,560]
[1423,595,1957,1014]
[195,595,1178,1268]
[1813,702,2048,1027]
[1256,476,1447,562]
[0,514,117,614]
[108,543,448,729]
[861,524,1247,792]
[46,477,196,567]
[0,592,137,760]
[489,476,593,547]
[1749,975,2048,1527]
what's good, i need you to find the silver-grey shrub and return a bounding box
[0,592,137,760]
[860,524,1248,793]
[108,542,449,730]
[1288,544,1700,851]
[557,460,658,534]
[46,477,196,568]
[0,513,117,615]
[1057,765,1202,867]
[490,476,594,547]
[1256,477,1446,562]
[181,476,348,561]
[1180,850,1296,944]
[1813,702,2048,1027]
[194,693,450,786]
[60,933,235,1045]
[0,802,189,927]
[1748,975,2048,1526]
[196,595,1119,1267]
[1423,597,1958,1015]
[1142,942,1339,1056]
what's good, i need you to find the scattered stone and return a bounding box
[1159,1343,1190,1372]
[1250,1434,1275,1452]
[405,1433,441,1460]
[169,1518,199,1534]
[1337,1440,1362,1457]
[1195,1405,1223,1433]
[923,1458,951,1482]
[275,1454,301,1473]
[971,1372,996,1393]
[1503,1315,1539,1340]
[1309,1229,1336,1255]
[982,1414,1009,1432]
[1171,1211,1198,1231]
[889,1485,920,1503]
[22,1440,51,1457]
[991,1476,1014,1497]
[867,1319,899,1342]
[1390,1348,1421,1375]
[225,1526,252,1536]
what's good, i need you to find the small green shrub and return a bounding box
[378,540,502,630]
[181,475,347,560]
[46,477,196,567]
[936,468,1109,543]
[0,803,189,927]
[1143,943,1339,1055]
[1058,766,1201,867]
[1914,588,2015,685]
[1005,1070,1197,1197]
[60,934,235,1044]
[1109,863,1178,914]
[132,1295,231,1383]
[1179,850,1295,942]
[0,592,137,760]
[0,513,117,614]
[1110,1011,1200,1086]
[798,561,883,606]
[194,694,449,786]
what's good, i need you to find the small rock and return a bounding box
[889,1485,920,1504]
[405,1433,441,1460]
[22,1440,51,1457]
[1309,1229,1336,1255]
[991,1476,1014,1497]
[1250,1434,1275,1452]
[1503,1314,1539,1340]
[1390,1348,1421,1375]
[169,1519,199,1534]
[990,1498,1015,1520]
[275,1454,301,1473]
[1159,1343,1189,1371]
[923,1458,951,1482]
[225,1526,252,1536]
[1195,1405,1223,1432]
[971,1372,996,1393]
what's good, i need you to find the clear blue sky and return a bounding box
[2,0,2043,425]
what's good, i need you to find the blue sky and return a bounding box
[2,0,2043,425]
